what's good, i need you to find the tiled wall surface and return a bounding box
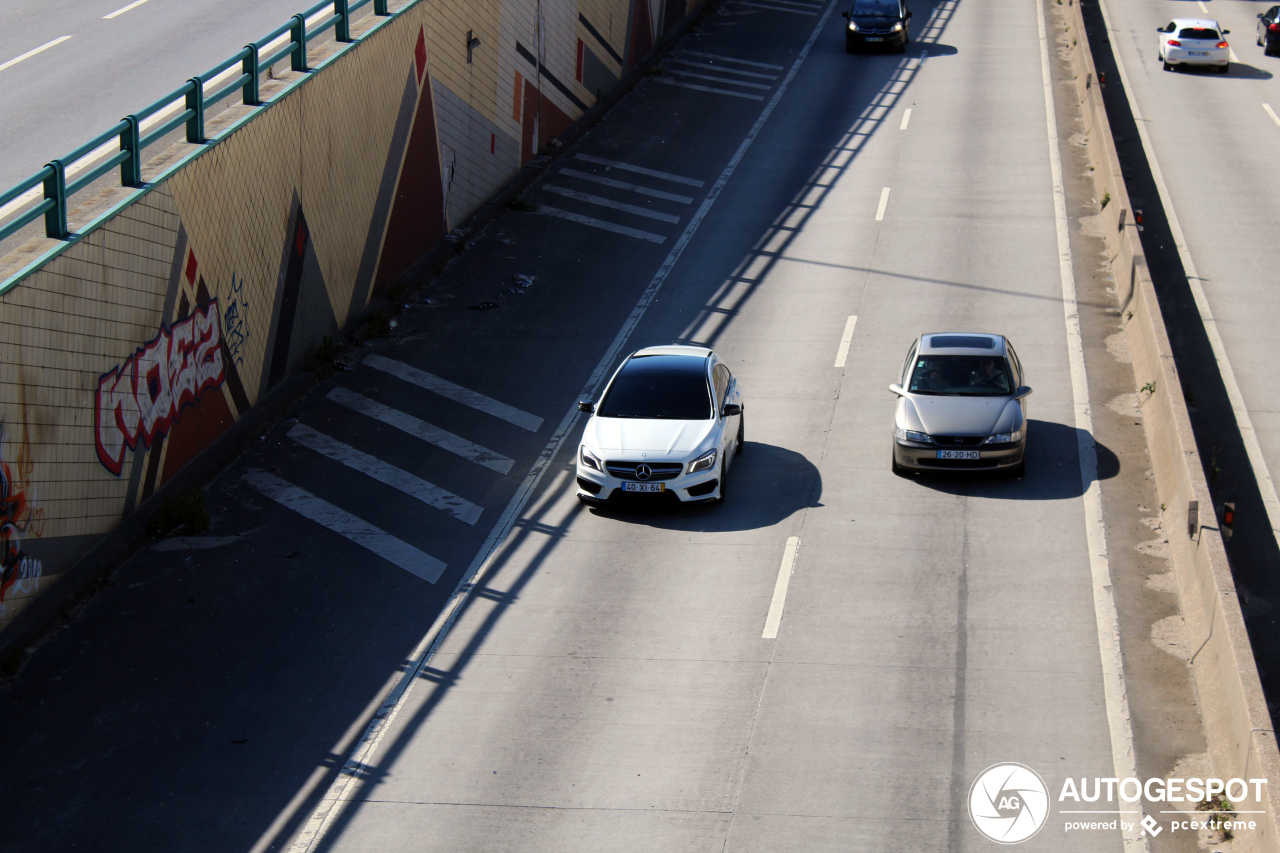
[0,0,701,635]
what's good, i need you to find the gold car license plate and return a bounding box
[622,482,665,492]
[937,450,979,460]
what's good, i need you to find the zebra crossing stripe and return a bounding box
[287,423,482,525]
[544,185,681,223]
[244,469,446,583]
[680,50,785,69]
[734,0,820,13]
[668,70,772,90]
[666,59,779,80]
[536,205,667,243]
[327,386,515,474]
[558,168,694,203]
[573,154,705,187]
[363,354,543,432]
[654,77,766,100]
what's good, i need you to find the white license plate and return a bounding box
[865,36,883,41]
[622,482,665,492]
[937,450,980,460]
[1189,51,1209,56]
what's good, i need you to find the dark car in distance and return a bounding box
[843,0,912,53]
[1259,6,1280,55]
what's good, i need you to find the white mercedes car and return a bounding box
[575,345,744,505]
[1158,18,1231,72]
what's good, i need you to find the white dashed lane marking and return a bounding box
[0,36,71,73]
[245,470,447,583]
[875,187,891,221]
[763,537,801,639]
[834,315,858,368]
[1265,103,1280,126]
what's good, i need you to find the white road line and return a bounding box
[736,0,819,14]
[103,0,153,19]
[654,77,767,100]
[1037,2,1147,852]
[666,59,779,80]
[900,107,912,130]
[875,187,891,221]
[0,36,71,74]
[1197,0,1209,12]
[286,2,839,847]
[363,354,543,432]
[834,315,858,368]
[669,70,773,90]
[1099,0,1280,541]
[1229,48,1240,63]
[536,205,667,243]
[574,154,705,186]
[327,386,514,474]
[543,185,682,223]
[287,423,482,525]
[244,469,446,583]
[1265,103,1280,126]
[558,168,694,202]
[762,537,800,639]
[680,50,785,70]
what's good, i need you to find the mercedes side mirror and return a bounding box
[722,403,742,417]
[578,401,594,413]
[1014,386,1033,399]
[889,383,906,396]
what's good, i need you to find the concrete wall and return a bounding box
[0,0,703,636]
[1061,0,1280,848]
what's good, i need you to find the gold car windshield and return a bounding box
[909,355,1012,396]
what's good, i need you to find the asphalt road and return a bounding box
[0,0,1206,851]
[0,0,343,192]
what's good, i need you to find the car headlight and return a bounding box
[894,427,933,444]
[847,21,859,31]
[890,21,903,31]
[983,430,1023,444]
[580,445,603,471]
[689,448,718,473]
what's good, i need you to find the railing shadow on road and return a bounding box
[895,419,1118,501]
[584,441,822,532]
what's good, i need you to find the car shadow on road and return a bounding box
[896,419,1118,501]
[1168,62,1272,80]
[585,440,821,532]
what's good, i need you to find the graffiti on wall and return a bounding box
[95,300,226,476]
[224,273,250,368]
[0,424,44,614]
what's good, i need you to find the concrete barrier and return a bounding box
[1061,0,1280,847]
[0,0,707,644]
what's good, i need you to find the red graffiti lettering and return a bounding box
[95,301,225,476]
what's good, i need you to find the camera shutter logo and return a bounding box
[968,763,1050,844]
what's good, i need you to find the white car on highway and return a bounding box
[575,345,744,505]
[1158,18,1231,72]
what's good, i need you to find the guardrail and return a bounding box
[0,0,392,243]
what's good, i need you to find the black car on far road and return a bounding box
[1259,6,1280,55]
[843,0,912,53]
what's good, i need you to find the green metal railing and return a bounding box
[0,0,393,243]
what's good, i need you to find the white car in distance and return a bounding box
[575,345,744,505]
[1158,18,1231,73]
